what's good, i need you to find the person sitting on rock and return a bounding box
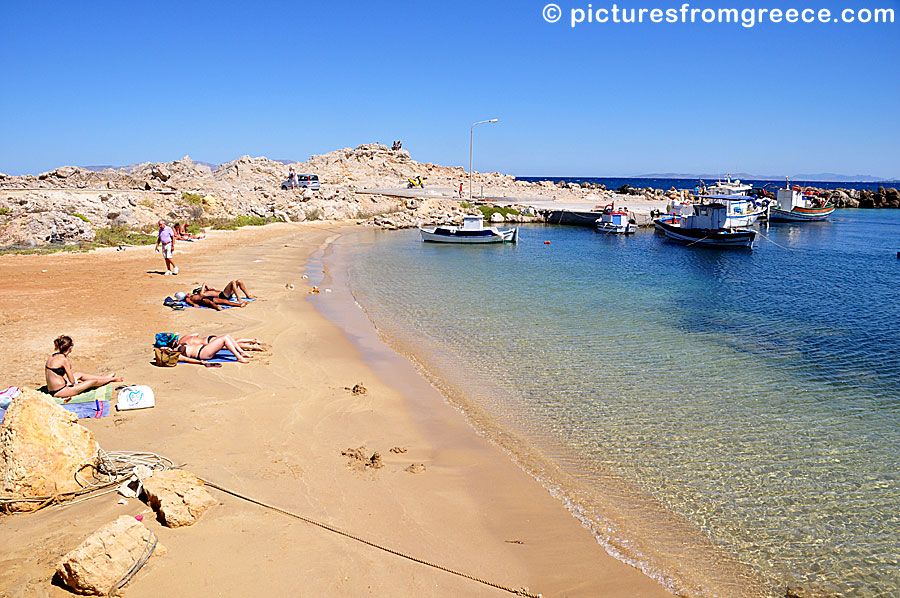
[44,335,123,399]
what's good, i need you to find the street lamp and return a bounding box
[469,118,499,201]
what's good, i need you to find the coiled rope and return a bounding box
[0,450,174,513]
[200,477,542,598]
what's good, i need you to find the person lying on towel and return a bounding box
[196,280,256,301]
[171,333,251,364]
[183,292,247,310]
[45,335,123,399]
[177,333,264,353]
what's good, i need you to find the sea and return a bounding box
[323,208,900,597]
[516,176,897,192]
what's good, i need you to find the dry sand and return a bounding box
[0,222,672,597]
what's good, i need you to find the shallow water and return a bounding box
[331,211,900,597]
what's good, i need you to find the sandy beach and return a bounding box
[0,222,672,597]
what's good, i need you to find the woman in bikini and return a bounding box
[45,335,123,399]
[177,333,265,352]
[173,333,250,364]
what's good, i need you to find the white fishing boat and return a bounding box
[769,186,835,222]
[595,204,636,234]
[654,202,756,248]
[706,174,752,196]
[420,214,518,244]
[698,195,765,227]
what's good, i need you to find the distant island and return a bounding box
[633,172,896,183]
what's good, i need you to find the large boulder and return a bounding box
[142,469,217,527]
[0,388,99,512]
[57,515,164,595]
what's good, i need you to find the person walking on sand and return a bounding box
[155,219,178,276]
[45,335,123,399]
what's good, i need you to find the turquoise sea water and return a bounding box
[329,210,900,597]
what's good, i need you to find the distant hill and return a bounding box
[634,172,895,183]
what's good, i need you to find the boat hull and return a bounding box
[596,222,637,234]
[419,227,518,243]
[654,219,756,248]
[769,205,835,222]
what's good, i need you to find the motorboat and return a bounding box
[697,195,766,227]
[769,186,835,222]
[595,204,636,234]
[706,174,752,196]
[420,214,518,243]
[654,202,756,248]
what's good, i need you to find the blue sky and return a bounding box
[1,0,897,177]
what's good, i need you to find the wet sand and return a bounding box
[0,222,672,597]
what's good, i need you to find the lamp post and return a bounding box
[469,118,498,201]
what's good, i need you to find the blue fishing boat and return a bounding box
[654,203,756,248]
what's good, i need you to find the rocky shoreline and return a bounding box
[1,143,897,247]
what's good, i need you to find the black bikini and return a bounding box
[45,353,69,395]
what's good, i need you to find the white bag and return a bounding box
[116,385,155,411]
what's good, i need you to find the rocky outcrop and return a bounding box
[57,515,164,595]
[0,388,99,512]
[3,144,897,246]
[141,469,217,527]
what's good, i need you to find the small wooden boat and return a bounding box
[595,204,636,234]
[654,203,756,248]
[420,214,518,244]
[769,186,835,222]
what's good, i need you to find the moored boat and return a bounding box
[769,186,835,222]
[420,214,518,243]
[698,195,766,228]
[595,204,637,234]
[706,174,752,196]
[654,202,756,248]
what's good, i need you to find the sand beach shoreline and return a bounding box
[0,222,672,597]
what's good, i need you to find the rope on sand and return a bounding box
[0,450,174,513]
[200,477,542,598]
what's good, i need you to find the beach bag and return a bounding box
[154,347,180,367]
[154,332,178,348]
[117,385,155,411]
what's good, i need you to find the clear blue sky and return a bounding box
[1,0,897,178]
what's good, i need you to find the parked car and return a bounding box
[281,174,320,191]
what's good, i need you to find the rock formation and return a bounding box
[57,515,164,595]
[0,388,99,512]
[141,469,217,527]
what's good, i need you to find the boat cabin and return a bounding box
[462,214,485,230]
[685,203,728,230]
[699,195,751,219]
[776,188,809,211]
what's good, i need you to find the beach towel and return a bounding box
[0,386,20,408]
[61,400,110,419]
[168,297,256,310]
[33,384,116,405]
[203,349,241,363]
[0,400,110,424]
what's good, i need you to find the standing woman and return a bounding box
[45,336,123,399]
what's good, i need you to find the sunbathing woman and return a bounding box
[197,280,255,300]
[183,292,247,310]
[45,335,123,399]
[173,333,250,363]
[177,333,265,352]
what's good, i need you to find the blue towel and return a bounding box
[180,297,255,310]
[0,400,110,424]
[204,349,240,363]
